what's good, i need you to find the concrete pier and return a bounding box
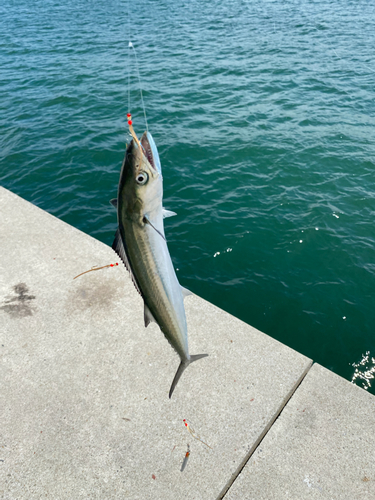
[1,185,374,499]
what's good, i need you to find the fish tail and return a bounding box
[169,354,208,399]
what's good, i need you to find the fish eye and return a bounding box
[136,172,148,185]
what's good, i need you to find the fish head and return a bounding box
[118,131,163,221]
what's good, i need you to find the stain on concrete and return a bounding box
[67,276,122,315]
[0,283,36,318]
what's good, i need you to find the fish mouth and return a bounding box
[140,132,162,175]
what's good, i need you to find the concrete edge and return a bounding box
[0,185,104,247]
[217,359,314,500]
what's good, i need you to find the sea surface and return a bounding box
[1,0,375,392]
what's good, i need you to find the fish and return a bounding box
[111,121,208,398]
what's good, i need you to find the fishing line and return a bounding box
[128,41,149,133]
[129,42,148,132]
[126,0,148,132]
[127,0,131,114]
[128,42,131,114]
[143,216,166,242]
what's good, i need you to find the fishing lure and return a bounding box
[183,419,212,449]
[73,263,118,280]
[180,444,190,472]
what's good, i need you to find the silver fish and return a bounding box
[111,124,207,398]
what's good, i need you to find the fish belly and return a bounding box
[123,220,189,360]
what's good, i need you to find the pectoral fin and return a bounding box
[110,198,118,208]
[163,208,177,218]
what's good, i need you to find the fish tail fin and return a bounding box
[169,354,208,399]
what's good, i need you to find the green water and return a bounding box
[1,0,375,392]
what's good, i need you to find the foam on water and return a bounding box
[351,352,375,391]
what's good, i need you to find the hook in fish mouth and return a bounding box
[127,114,162,175]
[140,132,162,175]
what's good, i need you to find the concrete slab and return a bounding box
[225,363,375,500]
[0,186,311,499]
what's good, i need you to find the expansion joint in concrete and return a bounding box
[217,361,313,500]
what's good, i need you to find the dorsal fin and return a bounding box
[112,228,142,296]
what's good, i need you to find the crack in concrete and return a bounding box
[217,361,313,500]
